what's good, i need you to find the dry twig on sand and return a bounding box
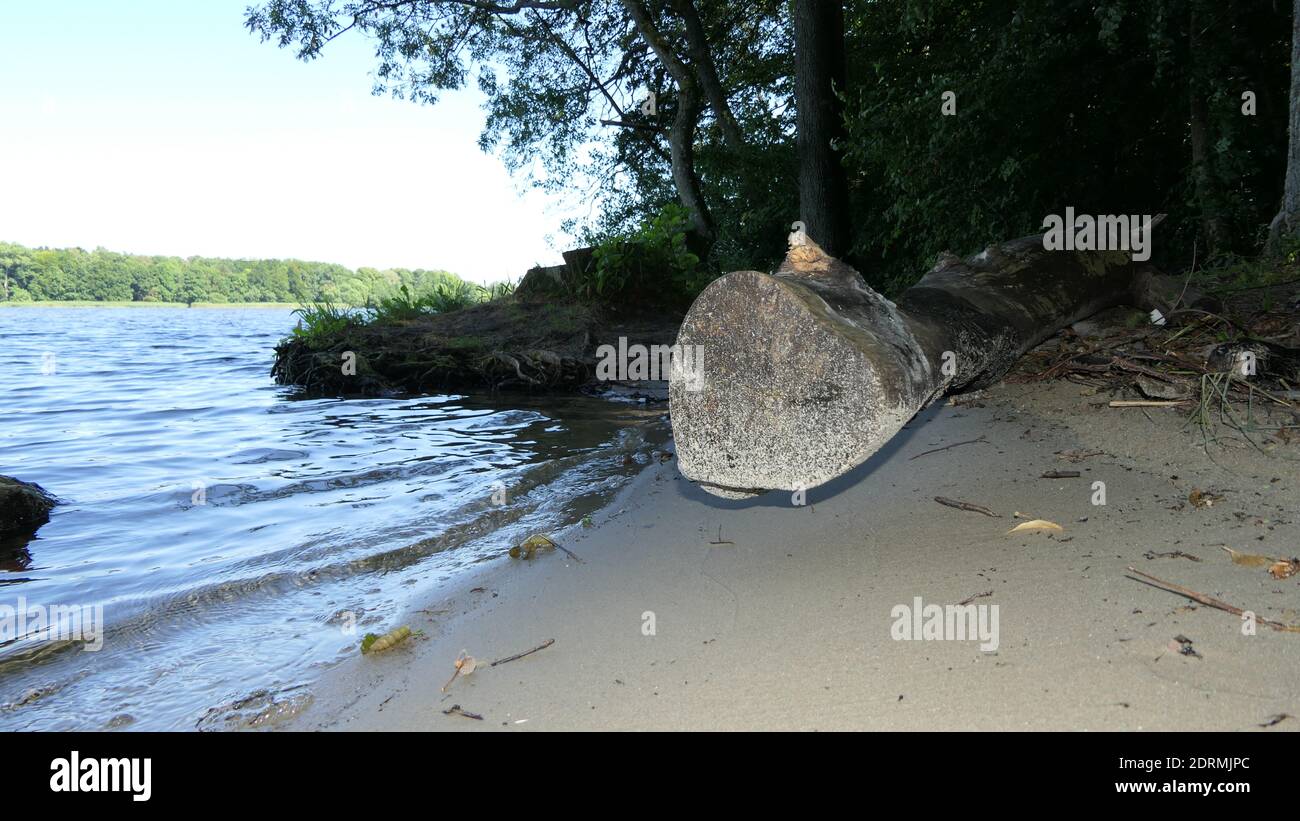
[909,436,987,461]
[490,638,556,667]
[1126,567,1300,633]
[934,496,1000,518]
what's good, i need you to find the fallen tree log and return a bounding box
[669,220,1175,498]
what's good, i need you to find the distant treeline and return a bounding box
[0,241,475,305]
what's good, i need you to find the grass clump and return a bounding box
[291,278,518,342]
[290,300,363,348]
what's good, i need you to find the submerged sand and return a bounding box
[284,379,1300,731]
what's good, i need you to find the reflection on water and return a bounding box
[0,307,666,730]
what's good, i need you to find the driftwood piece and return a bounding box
[670,221,1168,498]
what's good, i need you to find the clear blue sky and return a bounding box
[0,0,565,282]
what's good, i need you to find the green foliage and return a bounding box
[365,279,509,324]
[423,279,487,314]
[484,279,516,300]
[1201,254,1300,293]
[290,274,519,345]
[838,0,1291,292]
[586,205,708,308]
[0,241,478,307]
[290,301,362,348]
[370,284,437,323]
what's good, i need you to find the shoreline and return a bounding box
[0,301,298,309]
[280,378,1300,731]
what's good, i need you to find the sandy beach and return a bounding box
[285,378,1300,731]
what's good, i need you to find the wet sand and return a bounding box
[285,379,1300,731]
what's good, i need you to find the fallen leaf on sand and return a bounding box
[509,533,558,560]
[1220,546,1274,568]
[1269,559,1300,580]
[442,650,478,692]
[1006,519,1063,535]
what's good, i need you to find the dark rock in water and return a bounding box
[0,476,58,538]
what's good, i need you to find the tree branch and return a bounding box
[619,0,714,240]
[668,0,746,150]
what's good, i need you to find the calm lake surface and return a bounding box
[0,307,665,730]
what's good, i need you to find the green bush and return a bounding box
[485,279,516,300]
[423,279,486,314]
[291,301,363,348]
[586,205,709,308]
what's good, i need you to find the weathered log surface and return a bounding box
[669,223,1170,498]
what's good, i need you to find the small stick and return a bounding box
[1125,567,1300,633]
[1143,550,1201,562]
[1040,470,1081,479]
[441,667,461,692]
[909,436,986,461]
[553,542,584,563]
[934,496,1000,518]
[1109,400,1190,408]
[442,704,484,721]
[709,525,734,545]
[957,591,993,606]
[490,638,556,667]
[1056,448,1104,462]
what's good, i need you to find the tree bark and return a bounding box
[792,0,851,257]
[1266,0,1300,256]
[668,222,1168,499]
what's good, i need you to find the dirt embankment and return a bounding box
[272,298,683,396]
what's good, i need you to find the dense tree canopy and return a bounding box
[841,0,1293,289]
[0,241,468,305]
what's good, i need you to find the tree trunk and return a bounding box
[622,0,716,242]
[792,0,851,257]
[1188,2,1228,256]
[1266,0,1300,256]
[667,78,715,242]
[668,223,1168,499]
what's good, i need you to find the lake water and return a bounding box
[0,307,666,730]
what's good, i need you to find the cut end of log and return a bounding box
[669,269,916,498]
